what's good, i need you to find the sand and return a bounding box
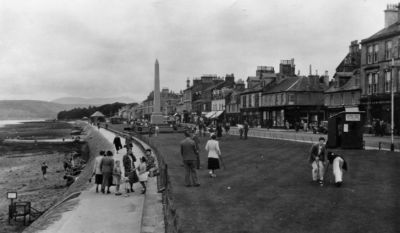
[0,121,84,233]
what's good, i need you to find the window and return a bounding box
[367,46,373,64]
[368,73,373,95]
[351,92,355,105]
[329,94,333,105]
[242,96,246,108]
[340,93,344,105]
[255,93,259,107]
[373,44,379,63]
[385,71,391,92]
[277,94,281,105]
[373,73,379,94]
[385,41,392,60]
[288,94,295,105]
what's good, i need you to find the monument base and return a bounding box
[151,113,164,125]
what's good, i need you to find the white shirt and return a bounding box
[205,140,221,159]
[93,156,103,175]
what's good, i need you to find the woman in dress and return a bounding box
[122,151,138,193]
[205,134,221,178]
[100,151,114,194]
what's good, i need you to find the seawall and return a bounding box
[22,122,113,233]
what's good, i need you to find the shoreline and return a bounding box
[0,120,86,233]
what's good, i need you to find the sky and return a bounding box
[0,0,388,102]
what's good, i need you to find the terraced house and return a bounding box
[325,40,361,117]
[261,75,327,129]
[360,4,400,132]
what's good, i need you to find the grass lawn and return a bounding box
[149,134,400,233]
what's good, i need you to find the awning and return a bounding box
[211,110,224,119]
[205,111,217,118]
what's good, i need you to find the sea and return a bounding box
[0,119,45,128]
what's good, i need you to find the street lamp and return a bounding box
[390,58,395,151]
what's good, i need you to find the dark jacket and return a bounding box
[122,154,136,173]
[180,137,198,161]
[113,136,122,146]
[100,157,114,173]
[309,144,327,163]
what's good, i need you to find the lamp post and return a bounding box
[390,58,395,151]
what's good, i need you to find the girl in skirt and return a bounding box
[113,160,122,195]
[205,134,221,178]
[138,157,149,194]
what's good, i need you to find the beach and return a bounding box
[0,121,86,233]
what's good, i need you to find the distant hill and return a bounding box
[52,96,136,106]
[0,100,86,120]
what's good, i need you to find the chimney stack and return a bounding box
[309,65,312,76]
[385,4,399,28]
[324,70,329,87]
[186,78,190,88]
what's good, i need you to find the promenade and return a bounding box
[34,126,161,233]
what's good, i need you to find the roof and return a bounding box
[247,76,258,82]
[91,111,105,117]
[203,81,229,92]
[325,74,361,93]
[241,83,262,94]
[361,22,400,44]
[263,77,299,94]
[263,76,326,94]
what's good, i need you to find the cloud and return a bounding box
[0,0,387,101]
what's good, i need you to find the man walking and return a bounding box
[113,136,123,154]
[309,137,327,186]
[180,131,200,187]
[243,121,249,140]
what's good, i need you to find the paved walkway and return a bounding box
[39,127,146,233]
[228,127,400,152]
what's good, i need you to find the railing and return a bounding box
[131,133,178,233]
[107,127,179,233]
[229,127,400,152]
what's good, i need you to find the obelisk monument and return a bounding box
[151,59,164,124]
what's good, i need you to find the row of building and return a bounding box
[119,4,400,133]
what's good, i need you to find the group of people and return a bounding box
[373,119,387,137]
[180,130,223,187]
[309,137,348,187]
[91,136,157,195]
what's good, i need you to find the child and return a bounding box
[41,162,48,180]
[327,152,348,187]
[138,157,149,194]
[113,160,122,195]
